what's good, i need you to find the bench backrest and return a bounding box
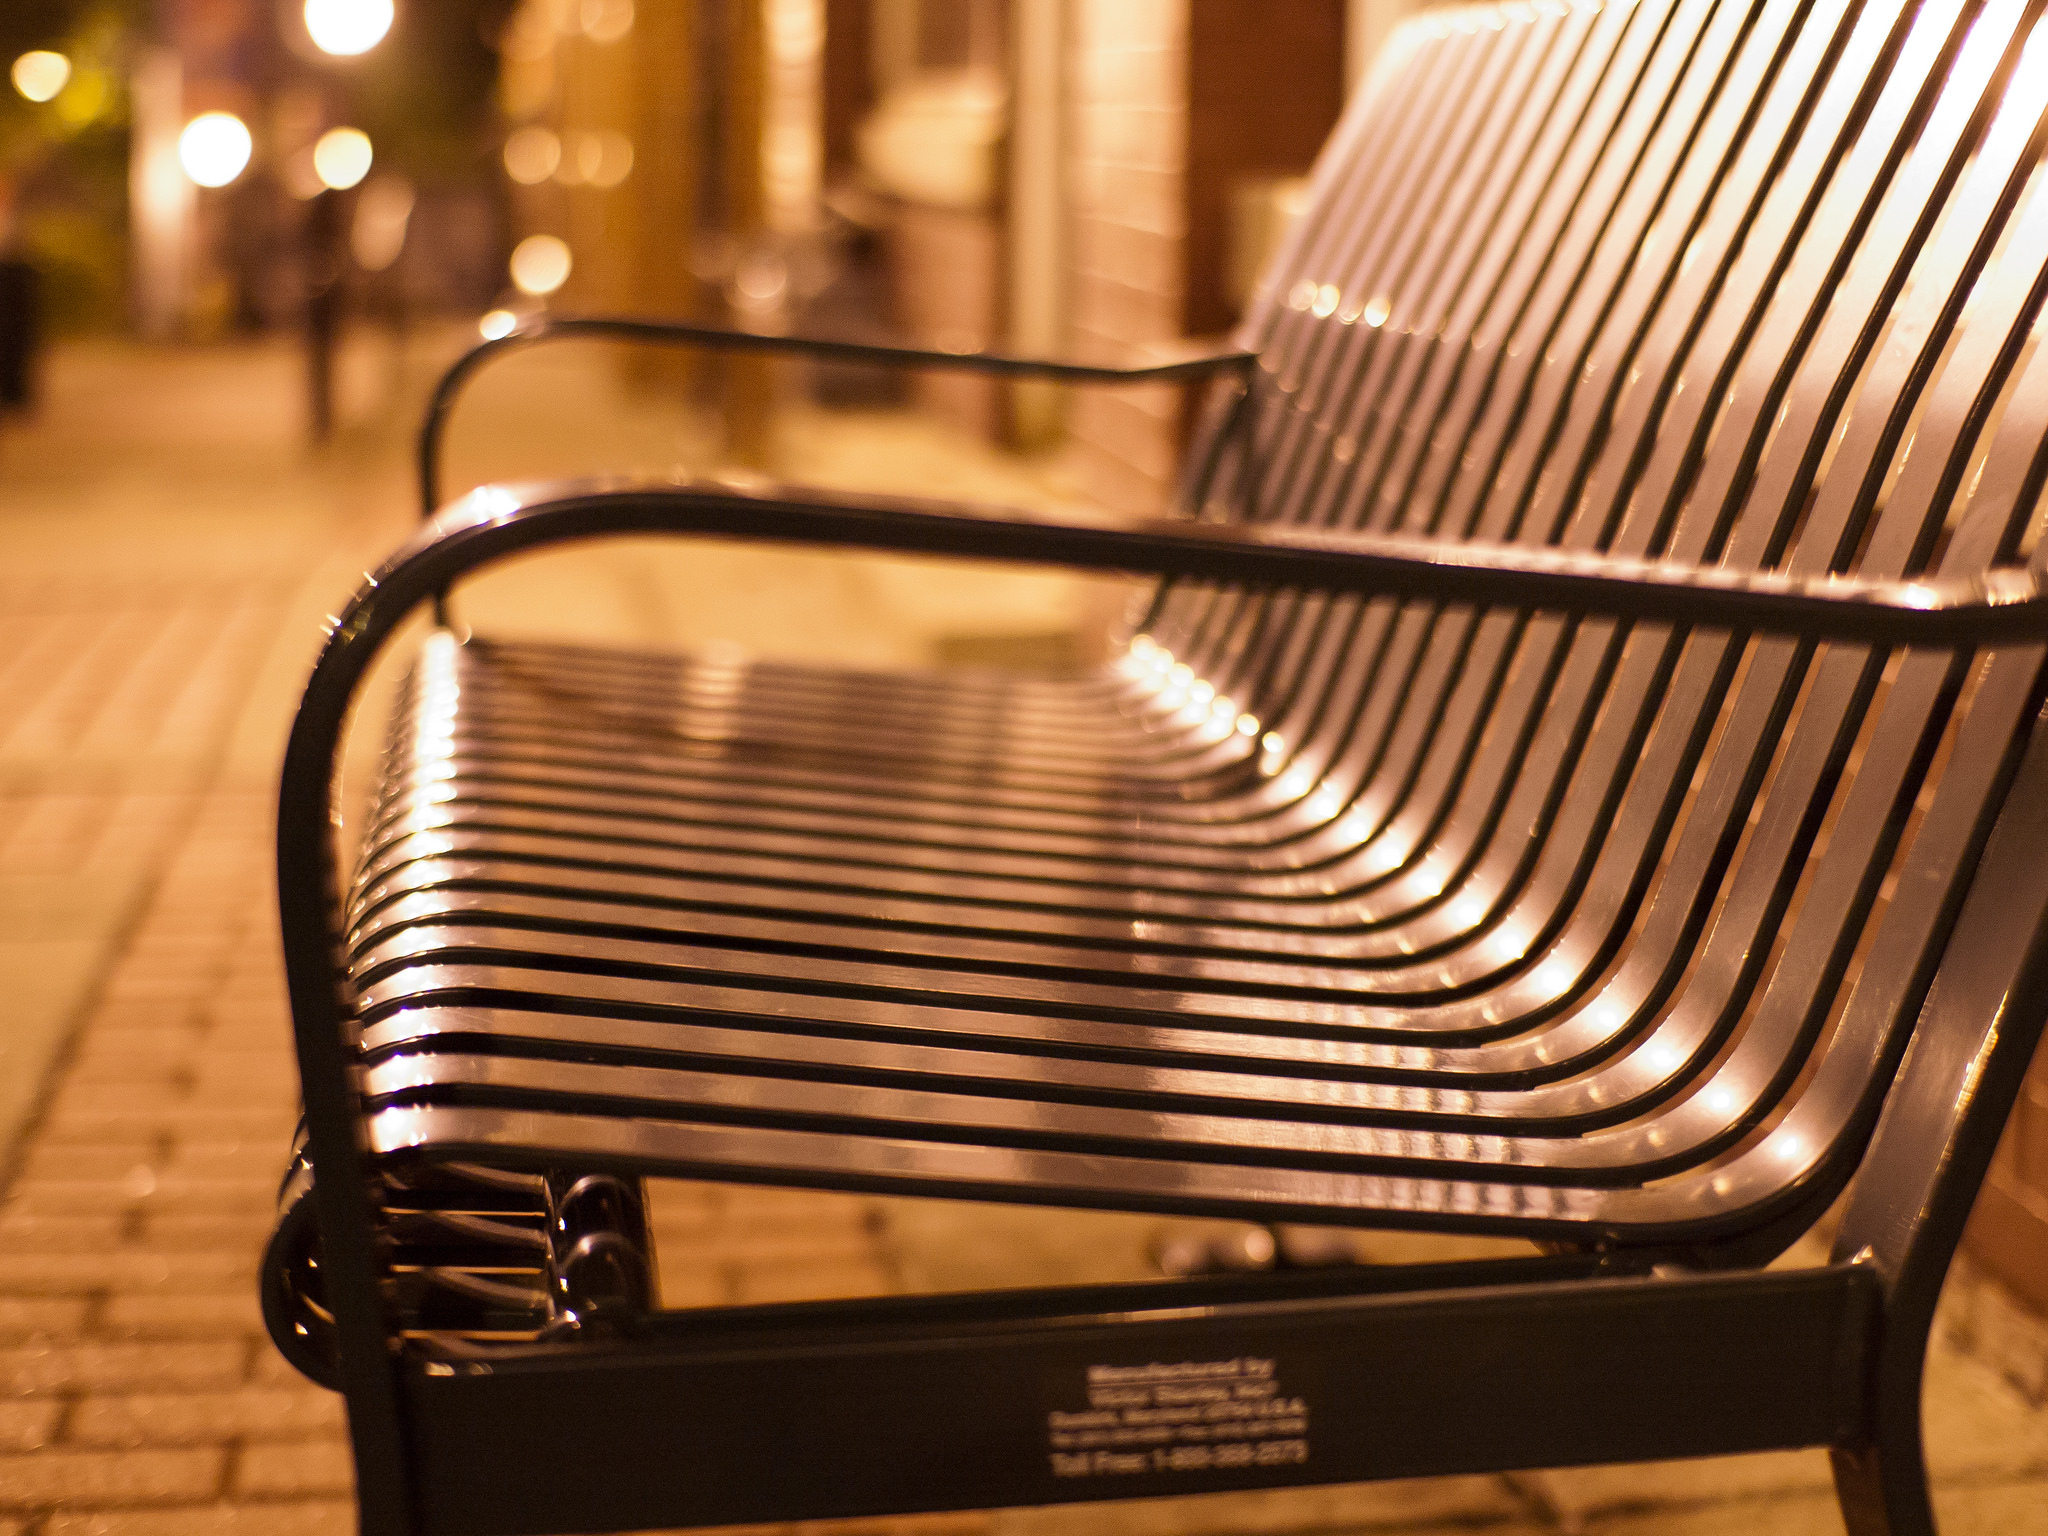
[1119,0,2048,1260]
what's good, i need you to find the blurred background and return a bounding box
[0,0,1414,487]
[0,0,1436,663]
[0,6,2043,1533]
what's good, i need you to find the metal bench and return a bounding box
[264,2,2048,1533]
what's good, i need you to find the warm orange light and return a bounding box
[11,51,69,103]
[503,127,560,185]
[312,127,373,190]
[305,0,394,56]
[178,112,253,188]
[509,234,571,295]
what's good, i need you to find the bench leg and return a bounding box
[1830,1400,1936,1536]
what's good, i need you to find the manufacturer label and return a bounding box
[1045,1355,1310,1479]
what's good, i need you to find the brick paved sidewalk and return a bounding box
[0,335,2041,1536]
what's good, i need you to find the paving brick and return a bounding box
[0,1341,244,1396]
[7,1175,273,1219]
[98,1291,266,1341]
[165,1145,285,1183]
[0,1398,61,1452]
[1526,1450,1834,1520]
[799,1516,991,1536]
[63,1054,191,1090]
[31,1120,164,1152]
[45,1503,354,1536]
[190,1062,297,1097]
[656,1268,730,1310]
[0,1214,129,1252]
[43,1083,195,1121]
[232,1440,355,1499]
[0,1446,224,1511]
[42,1107,294,1145]
[729,1258,892,1307]
[0,1296,90,1340]
[995,1477,1527,1536]
[0,1249,255,1295]
[139,1213,271,1251]
[697,1234,880,1269]
[70,1389,342,1449]
[10,1147,163,1188]
[249,1345,323,1389]
[1934,1478,2048,1535]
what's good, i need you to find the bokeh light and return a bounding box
[502,127,560,185]
[577,131,634,188]
[580,0,635,43]
[350,177,415,271]
[313,127,374,191]
[178,112,253,189]
[304,0,395,56]
[509,234,572,296]
[479,309,519,340]
[11,51,70,103]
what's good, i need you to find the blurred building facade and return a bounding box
[503,1,1407,498]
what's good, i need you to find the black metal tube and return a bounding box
[415,316,1258,519]
[389,477,2048,648]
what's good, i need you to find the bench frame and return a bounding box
[277,319,2048,1531]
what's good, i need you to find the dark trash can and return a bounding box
[0,260,39,411]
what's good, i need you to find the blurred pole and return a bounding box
[304,186,343,444]
[625,0,700,396]
[722,0,775,469]
[871,0,916,93]
[1007,0,1067,451]
[0,260,39,411]
[129,48,191,339]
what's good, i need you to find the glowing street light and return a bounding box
[178,112,253,188]
[312,127,373,190]
[304,0,395,57]
[509,234,571,296]
[11,51,70,103]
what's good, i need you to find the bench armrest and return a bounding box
[418,315,1255,516]
[393,474,2048,650]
